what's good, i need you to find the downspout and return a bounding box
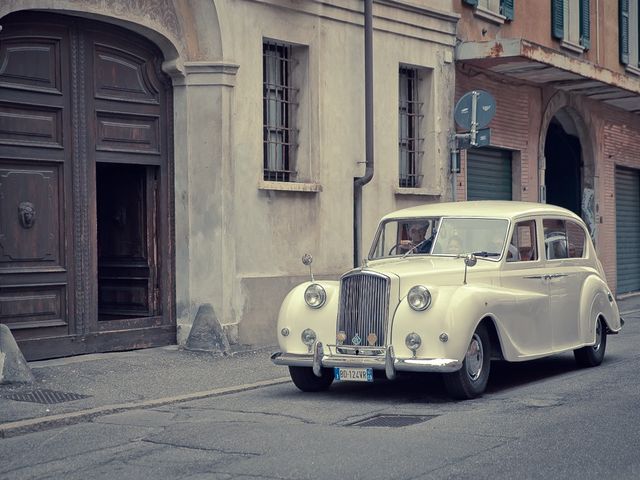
[354,0,374,267]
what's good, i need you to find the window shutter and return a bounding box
[463,0,479,6]
[502,0,515,20]
[580,0,591,49]
[620,0,630,64]
[551,0,564,40]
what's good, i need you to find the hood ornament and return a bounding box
[302,253,315,283]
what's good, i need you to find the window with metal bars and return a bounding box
[263,41,298,182]
[398,67,423,188]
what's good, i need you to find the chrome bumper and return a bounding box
[270,342,462,379]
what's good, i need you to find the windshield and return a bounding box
[369,218,439,259]
[431,217,510,259]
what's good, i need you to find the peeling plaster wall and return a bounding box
[1,0,459,348]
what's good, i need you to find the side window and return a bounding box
[543,219,568,260]
[566,221,586,258]
[507,220,537,262]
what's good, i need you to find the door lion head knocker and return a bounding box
[18,202,36,229]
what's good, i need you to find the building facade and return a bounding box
[454,0,640,297]
[0,0,458,359]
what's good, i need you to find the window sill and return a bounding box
[394,187,441,197]
[560,40,585,54]
[473,7,506,25]
[625,64,640,77]
[258,180,322,193]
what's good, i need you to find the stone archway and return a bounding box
[539,92,597,238]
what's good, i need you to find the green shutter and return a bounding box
[616,167,640,294]
[551,0,564,40]
[502,0,514,20]
[580,0,591,49]
[467,149,513,201]
[620,0,630,64]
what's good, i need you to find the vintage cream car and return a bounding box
[271,201,623,399]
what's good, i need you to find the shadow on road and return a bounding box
[287,352,614,403]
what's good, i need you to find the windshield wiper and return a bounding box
[472,251,501,258]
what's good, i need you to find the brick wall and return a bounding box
[455,67,541,202]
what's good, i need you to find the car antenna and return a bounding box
[302,253,315,283]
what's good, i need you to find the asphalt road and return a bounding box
[2,313,640,480]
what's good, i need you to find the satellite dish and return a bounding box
[454,90,496,130]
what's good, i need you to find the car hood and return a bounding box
[360,256,499,291]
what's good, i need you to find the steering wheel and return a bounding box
[389,243,409,255]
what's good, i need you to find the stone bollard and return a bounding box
[184,304,230,355]
[0,324,35,384]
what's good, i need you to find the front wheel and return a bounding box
[574,317,607,367]
[288,366,334,392]
[442,324,491,400]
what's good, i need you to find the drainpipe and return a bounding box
[354,0,374,267]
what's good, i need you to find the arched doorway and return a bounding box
[544,114,582,216]
[0,11,174,359]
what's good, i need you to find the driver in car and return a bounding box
[400,222,433,254]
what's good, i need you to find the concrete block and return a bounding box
[184,304,230,355]
[0,324,35,384]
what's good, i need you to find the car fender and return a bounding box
[276,281,340,354]
[389,284,511,363]
[579,275,621,343]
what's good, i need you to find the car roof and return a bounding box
[381,201,583,222]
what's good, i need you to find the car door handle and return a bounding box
[547,273,568,279]
[523,275,545,279]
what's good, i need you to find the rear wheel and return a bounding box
[443,324,491,400]
[574,317,607,367]
[288,366,334,392]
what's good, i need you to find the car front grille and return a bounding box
[337,271,390,347]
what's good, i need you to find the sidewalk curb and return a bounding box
[0,376,290,439]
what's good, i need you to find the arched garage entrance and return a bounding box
[544,116,582,216]
[0,11,174,359]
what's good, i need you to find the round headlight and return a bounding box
[304,284,326,309]
[301,328,317,346]
[405,332,422,352]
[407,285,432,311]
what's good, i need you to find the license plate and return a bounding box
[334,367,373,382]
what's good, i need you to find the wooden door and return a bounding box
[0,18,74,347]
[0,12,174,360]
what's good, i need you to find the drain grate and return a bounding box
[1,389,90,405]
[348,414,438,428]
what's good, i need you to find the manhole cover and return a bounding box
[1,389,90,405]
[348,414,438,428]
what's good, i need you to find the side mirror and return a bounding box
[302,253,314,282]
[464,254,477,267]
[463,254,476,285]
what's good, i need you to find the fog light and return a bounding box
[281,328,290,337]
[301,328,317,346]
[439,333,449,343]
[405,332,422,355]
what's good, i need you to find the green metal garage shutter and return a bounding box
[616,167,640,294]
[467,148,513,201]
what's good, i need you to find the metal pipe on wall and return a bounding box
[354,0,374,267]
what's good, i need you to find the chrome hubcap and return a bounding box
[465,333,484,381]
[593,319,602,351]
